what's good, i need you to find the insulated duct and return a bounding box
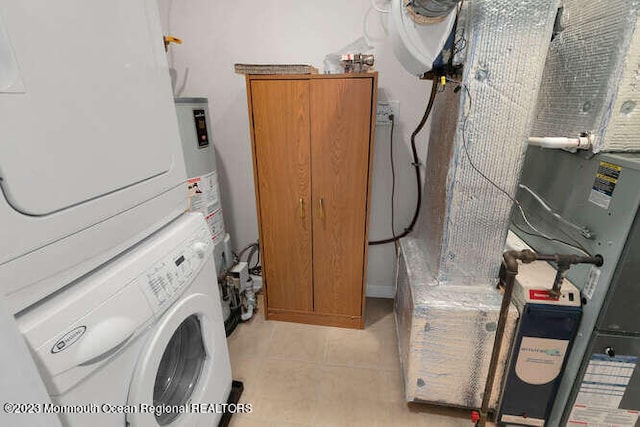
[390,0,458,76]
[395,0,561,409]
[396,237,518,408]
[532,0,640,152]
[415,0,561,285]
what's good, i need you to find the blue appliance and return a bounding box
[498,253,582,426]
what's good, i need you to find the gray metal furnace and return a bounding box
[512,149,640,426]
[564,212,640,426]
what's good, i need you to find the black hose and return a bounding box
[369,78,439,245]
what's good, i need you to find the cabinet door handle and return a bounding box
[299,198,304,219]
[319,198,324,219]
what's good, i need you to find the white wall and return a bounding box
[157,0,431,297]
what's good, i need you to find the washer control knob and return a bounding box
[193,241,208,259]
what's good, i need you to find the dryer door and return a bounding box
[0,0,176,216]
[0,0,187,310]
[127,292,231,427]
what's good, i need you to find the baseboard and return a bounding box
[254,278,394,298]
[365,284,395,299]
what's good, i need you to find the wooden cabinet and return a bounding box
[245,73,377,329]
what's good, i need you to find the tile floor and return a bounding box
[227,297,478,427]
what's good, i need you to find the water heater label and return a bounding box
[588,161,621,209]
[205,208,225,245]
[515,337,569,385]
[187,171,225,242]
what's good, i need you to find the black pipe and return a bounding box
[369,78,439,246]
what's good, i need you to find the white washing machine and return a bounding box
[17,213,232,427]
[0,0,188,314]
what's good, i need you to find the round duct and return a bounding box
[406,0,461,23]
[389,0,458,76]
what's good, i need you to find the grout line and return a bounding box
[322,325,330,364]
[231,300,403,423]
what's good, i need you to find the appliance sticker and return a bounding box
[515,337,569,385]
[568,406,639,426]
[529,289,555,301]
[588,161,621,209]
[205,208,225,245]
[568,354,639,426]
[500,414,544,426]
[187,171,225,240]
[583,266,601,301]
[187,176,205,211]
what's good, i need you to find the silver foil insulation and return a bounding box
[395,0,561,409]
[416,0,561,285]
[533,0,640,152]
[396,238,517,408]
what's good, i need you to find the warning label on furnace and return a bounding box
[588,161,621,209]
[568,406,639,426]
[568,354,639,426]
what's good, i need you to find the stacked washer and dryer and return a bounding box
[0,2,233,427]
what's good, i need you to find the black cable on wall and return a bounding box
[369,78,438,246]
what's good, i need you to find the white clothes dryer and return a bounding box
[0,0,188,314]
[17,213,232,427]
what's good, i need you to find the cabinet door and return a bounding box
[310,78,373,316]
[250,79,313,312]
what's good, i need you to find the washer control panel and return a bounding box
[141,221,212,310]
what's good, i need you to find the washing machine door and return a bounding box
[127,292,230,427]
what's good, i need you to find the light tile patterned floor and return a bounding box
[227,297,477,427]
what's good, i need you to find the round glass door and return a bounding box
[153,315,206,425]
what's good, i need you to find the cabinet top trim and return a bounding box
[246,72,378,81]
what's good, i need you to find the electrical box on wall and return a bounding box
[376,100,399,125]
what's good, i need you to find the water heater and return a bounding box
[174,98,232,273]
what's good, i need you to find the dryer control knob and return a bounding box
[193,241,208,259]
